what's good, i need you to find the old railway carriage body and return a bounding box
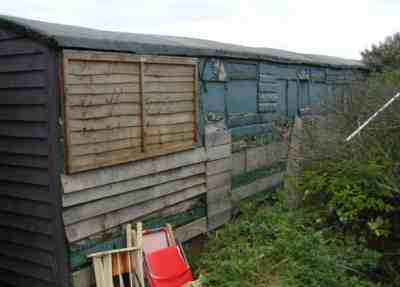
[0,15,367,287]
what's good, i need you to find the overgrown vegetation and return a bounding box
[196,201,381,287]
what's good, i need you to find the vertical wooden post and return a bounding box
[139,61,146,153]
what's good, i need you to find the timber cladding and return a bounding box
[62,50,198,173]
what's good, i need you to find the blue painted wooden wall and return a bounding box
[199,58,366,142]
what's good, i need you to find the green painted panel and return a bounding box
[227,80,258,113]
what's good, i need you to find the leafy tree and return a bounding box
[362,32,400,71]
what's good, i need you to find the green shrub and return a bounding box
[298,159,398,238]
[196,203,381,287]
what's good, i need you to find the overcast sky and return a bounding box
[1,0,399,60]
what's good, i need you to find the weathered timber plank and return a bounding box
[145,132,193,145]
[66,93,140,107]
[0,122,48,139]
[144,92,194,104]
[232,172,284,201]
[0,38,45,56]
[65,83,140,95]
[68,60,139,75]
[145,140,194,153]
[207,171,231,190]
[144,76,194,82]
[70,127,141,145]
[0,88,47,105]
[0,166,48,186]
[144,82,193,93]
[0,71,46,89]
[63,163,205,207]
[0,181,51,203]
[68,116,141,132]
[206,144,231,161]
[206,157,232,176]
[67,103,140,119]
[246,146,268,172]
[65,184,206,242]
[207,185,231,204]
[69,147,142,171]
[208,209,231,231]
[67,74,140,85]
[208,199,232,218]
[144,64,195,77]
[146,112,194,126]
[0,211,52,235]
[0,138,48,155]
[175,217,207,242]
[0,153,48,169]
[145,123,194,136]
[232,151,246,176]
[0,105,47,122]
[0,197,52,219]
[0,53,46,73]
[63,174,205,225]
[61,148,206,193]
[145,101,194,115]
[70,138,141,156]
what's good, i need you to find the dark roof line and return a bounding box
[0,14,366,69]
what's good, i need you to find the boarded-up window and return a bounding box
[62,50,198,173]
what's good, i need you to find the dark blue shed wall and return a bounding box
[200,58,366,141]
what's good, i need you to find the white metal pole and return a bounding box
[345,92,400,142]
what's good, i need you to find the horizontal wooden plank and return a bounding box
[66,183,206,242]
[0,196,52,219]
[0,255,54,282]
[68,115,141,132]
[67,73,139,84]
[0,71,46,89]
[208,209,231,231]
[66,93,140,106]
[0,268,55,287]
[69,147,142,171]
[231,123,272,140]
[228,113,275,128]
[61,147,206,193]
[0,138,47,155]
[0,166,48,186]
[0,182,51,203]
[0,211,53,235]
[0,226,54,251]
[0,122,48,139]
[69,126,141,145]
[65,83,140,95]
[206,157,232,176]
[258,103,278,113]
[144,75,193,82]
[144,82,193,93]
[207,171,231,190]
[68,60,139,75]
[232,151,246,176]
[67,103,141,119]
[62,162,205,206]
[205,123,231,147]
[0,105,47,121]
[0,39,45,56]
[146,140,194,153]
[0,53,46,73]
[145,123,194,136]
[145,101,194,115]
[63,174,205,225]
[144,92,193,103]
[0,241,53,268]
[0,88,47,105]
[175,217,207,242]
[0,30,19,41]
[232,172,284,201]
[146,112,193,126]
[259,93,279,103]
[70,138,141,157]
[0,153,48,168]
[207,185,231,204]
[144,64,195,77]
[206,144,231,161]
[145,132,193,145]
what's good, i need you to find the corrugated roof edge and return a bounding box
[0,14,367,70]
